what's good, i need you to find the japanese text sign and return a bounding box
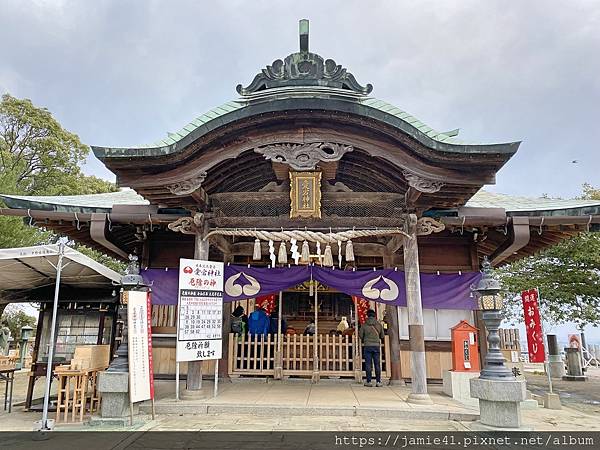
[127,290,154,403]
[521,288,545,363]
[176,258,224,362]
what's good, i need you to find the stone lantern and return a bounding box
[469,257,527,430]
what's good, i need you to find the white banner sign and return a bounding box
[176,259,224,362]
[127,290,154,403]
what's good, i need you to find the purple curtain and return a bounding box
[142,269,179,305]
[141,265,481,310]
[223,265,310,302]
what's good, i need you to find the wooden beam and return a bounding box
[404,187,421,208]
[386,235,404,254]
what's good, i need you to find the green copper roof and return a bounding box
[93,87,520,159]
[0,189,148,213]
[466,191,600,215]
[3,189,599,217]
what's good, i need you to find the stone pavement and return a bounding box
[138,379,478,421]
[1,373,599,432]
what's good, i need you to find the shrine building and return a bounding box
[2,20,600,404]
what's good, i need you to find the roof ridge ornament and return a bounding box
[236,20,373,96]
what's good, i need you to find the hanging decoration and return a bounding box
[337,240,342,268]
[268,240,276,267]
[300,240,310,264]
[278,241,288,264]
[290,238,300,265]
[323,244,334,267]
[316,241,322,262]
[253,238,262,260]
[345,239,355,262]
[352,296,370,325]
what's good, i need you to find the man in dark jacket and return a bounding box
[359,309,385,387]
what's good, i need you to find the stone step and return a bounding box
[138,402,478,421]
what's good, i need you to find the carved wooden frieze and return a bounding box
[402,170,445,193]
[416,217,445,235]
[289,171,322,219]
[168,213,205,235]
[256,143,353,171]
[166,172,207,195]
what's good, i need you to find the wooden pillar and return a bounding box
[218,252,232,380]
[353,297,362,382]
[185,233,209,392]
[403,214,432,404]
[274,291,284,379]
[383,252,404,385]
[311,284,320,383]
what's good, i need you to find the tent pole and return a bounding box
[41,238,66,431]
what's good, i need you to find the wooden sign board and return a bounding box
[289,171,321,218]
[126,290,154,404]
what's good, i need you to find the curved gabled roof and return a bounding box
[92,87,519,160]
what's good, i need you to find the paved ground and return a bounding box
[524,366,600,415]
[1,369,599,432]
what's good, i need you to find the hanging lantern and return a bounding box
[278,241,288,264]
[345,240,355,262]
[253,238,262,260]
[323,244,334,267]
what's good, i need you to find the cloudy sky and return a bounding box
[1,0,599,198]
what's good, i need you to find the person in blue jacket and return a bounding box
[248,306,270,336]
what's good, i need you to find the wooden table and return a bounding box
[0,368,16,413]
[54,367,106,423]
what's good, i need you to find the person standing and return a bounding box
[248,307,270,337]
[359,309,385,387]
[231,305,248,336]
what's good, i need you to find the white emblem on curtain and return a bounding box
[361,276,399,302]
[224,272,261,297]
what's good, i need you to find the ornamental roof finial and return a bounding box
[236,19,373,96]
[299,19,309,53]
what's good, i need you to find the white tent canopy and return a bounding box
[0,244,121,291]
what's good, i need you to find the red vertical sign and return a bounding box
[521,288,545,363]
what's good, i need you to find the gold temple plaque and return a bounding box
[289,171,322,218]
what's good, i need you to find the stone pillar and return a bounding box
[470,378,527,429]
[563,347,586,381]
[182,233,209,397]
[547,335,565,378]
[403,214,431,404]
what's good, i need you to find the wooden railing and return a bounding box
[228,333,391,379]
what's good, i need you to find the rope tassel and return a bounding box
[278,241,288,264]
[323,244,334,267]
[301,240,310,264]
[253,238,262,260]
[345,240,355,262]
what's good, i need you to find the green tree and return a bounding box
[498,184,600,330]
[1,304,37,341]
[0,94,116,195]
[0,94,124,318]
